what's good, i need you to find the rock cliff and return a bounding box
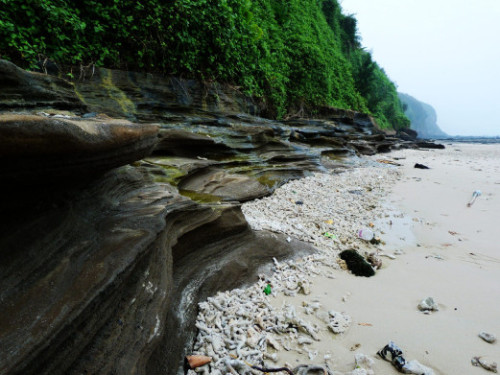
[0,60,439,375]
[398,92,448,139]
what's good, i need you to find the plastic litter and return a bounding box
[293,364,328,375]
[323,232,336,239]
[377,341,405,371]
[467,190,482,207]
[378,341,435,374]
[263,284,272,295]
[358,228,374,241]
[380,252,396,260]
[349,189,364,195]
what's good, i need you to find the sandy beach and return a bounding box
[362,143,500,374]
[190,143,500,375]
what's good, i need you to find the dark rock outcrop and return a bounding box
[178,168,271,202]
[155,128,234,158]
[73,68,262,120]
[0,114,159,185]
[0,60,446,375]
[0,164,311,375]
[397,127,418,141]
[416,141,446,150]
[0,168,178,375]
[0,60,319,375]
[151,211,316,374]
[0,59,85,111]
[339,250,375,277]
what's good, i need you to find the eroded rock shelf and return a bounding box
[0,59,438,375]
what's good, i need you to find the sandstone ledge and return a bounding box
[0,114,159,185]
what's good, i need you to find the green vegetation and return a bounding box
[0,0,409,129]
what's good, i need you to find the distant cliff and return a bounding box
[398,93,447,139]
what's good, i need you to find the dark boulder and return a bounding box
[416,141,445,149]
[339,250,375,277]
[397,128,418,141]
[414,163,430,169]
[349,140,377,156]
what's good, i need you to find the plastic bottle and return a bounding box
[467,190,482,207]
[263,284,272,295]
[358,228,374,241]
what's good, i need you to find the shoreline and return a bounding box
[188,143,499,375]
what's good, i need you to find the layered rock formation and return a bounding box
[1,113,159,185]
[0,60,443,375]
[0,59,85,111]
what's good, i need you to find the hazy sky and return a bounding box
[340,0,500,136]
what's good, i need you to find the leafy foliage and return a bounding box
[0,0,409,128]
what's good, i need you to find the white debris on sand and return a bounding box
[417,297,439,313]
[191,166,403,374]
[243,168,400,254]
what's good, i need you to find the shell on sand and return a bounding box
[186,355,212,369]
[471,356,497,373]
[479,331,497,344]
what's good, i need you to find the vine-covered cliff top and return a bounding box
[0,0,409,129]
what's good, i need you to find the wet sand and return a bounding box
[372,143,500,373]
[273,143,500,374]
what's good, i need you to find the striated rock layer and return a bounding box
[0,113,159,185]
[0,59,85,111]
[0,61,319,375]
[0,165,308,375]
[0,60,444,375]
